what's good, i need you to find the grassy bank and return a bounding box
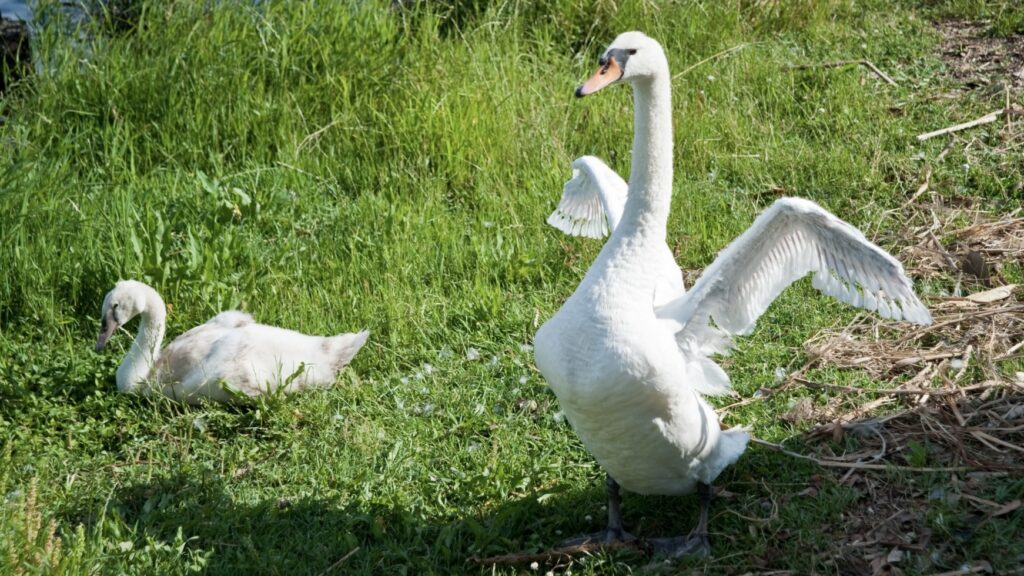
[1,0,1021,574]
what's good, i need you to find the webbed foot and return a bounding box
[561,473,635,548]
[647,532,710,559]
[647,481,713,559]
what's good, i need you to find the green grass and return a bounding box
[1,0,1022,574]
[918,0,1024,35]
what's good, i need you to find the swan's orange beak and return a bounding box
[576,57,623,97]
[95,314,118,352]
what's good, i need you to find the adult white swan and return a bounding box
[534,31,932,557]
[95,280,369,404]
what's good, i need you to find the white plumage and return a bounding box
[534,31,931,554]
[547,156,628,239]
[95,280,369,404]
[660,197,933,346]
[549,155,687,308]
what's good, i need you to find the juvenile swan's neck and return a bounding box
[116,288,167,393]
[619,72,673,241]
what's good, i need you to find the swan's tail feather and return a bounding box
[697,426,750,484]
[694,325,734,357]
[689,356,733,396]
[328,330,370,372]
[673,323,735,396]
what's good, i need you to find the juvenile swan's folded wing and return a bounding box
[204,311,254,329]
[660,197,932,359]
[547,156,628,239]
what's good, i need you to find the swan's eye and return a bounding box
[112,303,119,310]
[598,56,608,67]
[628,49,637,55]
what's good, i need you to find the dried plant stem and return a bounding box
[899,305,1024,343]
[787,59,897,85]
[916,109,1004,141]
[473,540,646,567]
[674,42,750,79]
[796,377,1005,398]
[750,437,968,472]
[319,547,360,576]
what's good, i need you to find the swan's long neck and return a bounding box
[619,72,673,239]
[576,67,673,307]
[115,288,166,393]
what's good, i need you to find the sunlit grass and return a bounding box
[1,1,1022,574]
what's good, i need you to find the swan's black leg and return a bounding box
[691,481,712,553]
[605,473,627,539]
[560,473,636,546]
[649,481,713,559]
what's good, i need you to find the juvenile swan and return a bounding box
[95,280,369,404]
[533,31,932,558]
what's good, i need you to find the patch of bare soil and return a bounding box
[937,20,1024,90]
[815,470,1013,576]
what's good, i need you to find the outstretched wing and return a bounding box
[661,197,931,361]
[546,156,628,239]
[550,155,686,303]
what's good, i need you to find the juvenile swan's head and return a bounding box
[575,31,668,97]
[95,280,149,351]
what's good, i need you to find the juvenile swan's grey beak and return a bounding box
[576,56,623,98]
[95,315,118,352]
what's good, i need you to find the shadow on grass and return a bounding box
[37,380,1022,574]
[71,456,865,575]
[741,389,1024,575]
[58,468,625,575]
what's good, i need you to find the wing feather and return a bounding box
[659,198,931,372]
[204,310,254,329]
[547,156,628,239]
